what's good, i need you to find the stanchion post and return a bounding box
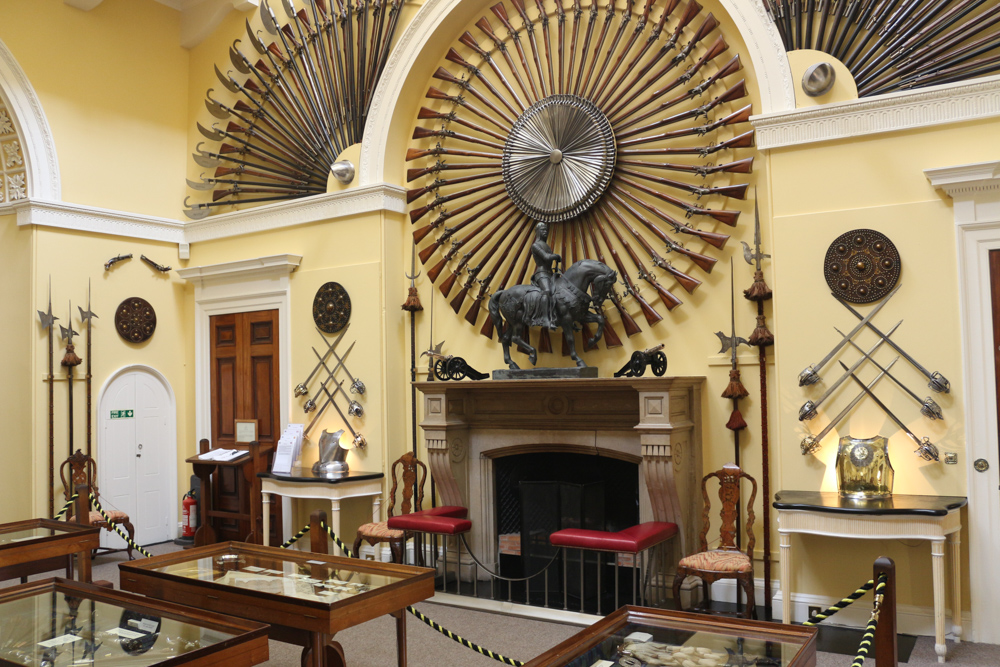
[310,510,329,555]
[73,484,92,584]
[874,556,897,667]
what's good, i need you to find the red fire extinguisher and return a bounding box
[181,491,198,538]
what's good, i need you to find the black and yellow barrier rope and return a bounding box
[52,495,77,521]
[851,577,887,667]
[802,577,878,626]
[306,520,526,666]
[280,524,310,549]
[406,604,524,666]
[88,494,153,558]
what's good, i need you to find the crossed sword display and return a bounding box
[296,324,367,444]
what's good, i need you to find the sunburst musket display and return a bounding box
[840,361,941,462]
[760,0,1000,97]
[184,0,405,218]
[408,0,754,343]
[800,357,900,456]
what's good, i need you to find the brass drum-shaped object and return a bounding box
[502,95,616,223]
[836,435,894,499]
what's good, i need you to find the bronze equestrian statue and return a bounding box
[489,223,617,369]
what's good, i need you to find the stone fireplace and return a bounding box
[415,377,704,573]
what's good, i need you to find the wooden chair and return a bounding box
[353,452,426,563]
[673,462,757,619]
[60,449,135,560]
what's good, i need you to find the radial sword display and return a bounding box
[798,282,900,386]
[834,294,951,393]
[800,357,900,455]
[840,361,941,462]
[798,320,903,421]
[840,330,944,421]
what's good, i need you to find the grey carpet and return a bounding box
[5,543,997,666]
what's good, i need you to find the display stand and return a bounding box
[187,439,278,546]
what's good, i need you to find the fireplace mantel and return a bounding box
[416,377,704,566]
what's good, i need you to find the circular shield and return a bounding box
[313,282,351,333]
[114,297,157,343]
[823,229,900,303]
[502,95,616,223]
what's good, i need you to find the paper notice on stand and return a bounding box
[271,424,304,474]
[199,448,246,462]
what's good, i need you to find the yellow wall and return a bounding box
[0,215,35,522]
[0,0,189,217]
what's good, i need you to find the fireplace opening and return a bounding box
[493,451,639,611]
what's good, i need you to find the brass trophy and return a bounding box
[836,435,894,499]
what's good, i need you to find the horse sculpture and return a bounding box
[488,258,617,369]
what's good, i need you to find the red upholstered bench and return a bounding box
[388,511,471,594]
[550,522,679,613]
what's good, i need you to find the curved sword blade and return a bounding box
[841,331,944,420]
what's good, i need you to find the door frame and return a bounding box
[96,364,178,544]
[178,254,301,541]
[928,161,1000,643]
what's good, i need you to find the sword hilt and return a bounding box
[353,432,367,449]
[294,382,308,397]
[350,378,366,395]
[347,401,364,417]
[798,366,821,386]
[920,398,944,421]
[928,372,950,394]
[304,398,317,413]
[915,437,940,462]
[800,435,820,455]
[798,400,818,421]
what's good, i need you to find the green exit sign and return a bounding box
[109,410,134,419]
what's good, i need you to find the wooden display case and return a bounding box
[119,542,435,667]
[525,606,818,667]
[0,577,268,666]
[0,519,100,584]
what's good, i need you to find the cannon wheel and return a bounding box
[651,351,668,377]
[629,351,646,378]
[433,358,449,381]
[447,357,468,381]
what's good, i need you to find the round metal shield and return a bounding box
[823,229,901,303]
[502,95,616,223]
[313,282,351,333]
[114,297,157,343]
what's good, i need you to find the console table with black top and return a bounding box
[258,468,384,554]
[773,491,967,663]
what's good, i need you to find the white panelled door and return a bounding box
[98,370,172,548]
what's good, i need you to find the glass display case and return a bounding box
[0,519,100,583]
[0,578,268,667]
[524,606,818,667]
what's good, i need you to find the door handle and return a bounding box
[136,443,143,459]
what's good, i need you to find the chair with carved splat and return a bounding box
[673,462,757,619]
[352,452,427,563]
[60,449,135,560]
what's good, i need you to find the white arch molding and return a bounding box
[0,37,61,200]
[96,364,179,543]
[359,0,795,186]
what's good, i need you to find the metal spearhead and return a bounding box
[78,305,98,323]
[798,282,900,386]
[59,302,79,343]
[799,320,903,420]
[741,194,770,270]
[800,357,899,455]
[839,361,941,462]
[714,262,748,366]
[37,304,58,331]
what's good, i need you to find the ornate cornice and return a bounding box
[752,74,1000,150]
[182,184,406,243]
[176,253,302,287]
[925,161,1000,199]
[4,198,184,243]
[2,183,407,245]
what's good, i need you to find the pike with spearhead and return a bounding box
[839,361,941,462]
[60,302,83,458]
[38,278,58,516]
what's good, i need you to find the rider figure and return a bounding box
[530,221,561,330]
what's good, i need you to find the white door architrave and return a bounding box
[927,160,1000,644]
[177,254,301,543]
[97,364,177,547]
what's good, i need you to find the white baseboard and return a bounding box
[709,579,971,639]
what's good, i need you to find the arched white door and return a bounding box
[98,367,176,548]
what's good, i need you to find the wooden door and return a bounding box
[209,310,281,543]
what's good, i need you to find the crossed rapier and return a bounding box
[295,324,350,397]
[797,282,900,386]
[302,341,356,414]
